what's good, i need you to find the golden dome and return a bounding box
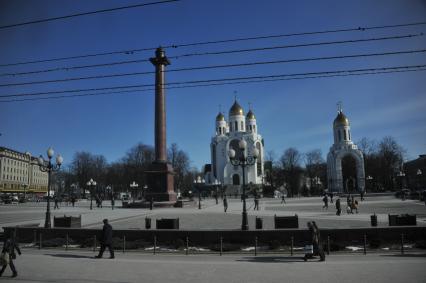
[246,109,255,120]
[229,101,244,116]
[216,112,225,121]
[333,111,350,127]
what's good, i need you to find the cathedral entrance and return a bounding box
[232,174,240,185]
[342,155,358,193]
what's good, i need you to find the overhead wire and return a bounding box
[1,67,425,103]
[0,58,150,77]
[1,21,425,67]
[0,0,180,30]
[1,49,425,87]
[169,33,422,59]
[0,64,425,99]
[0,32,422,78]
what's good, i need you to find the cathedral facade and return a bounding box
[205,100,265,186]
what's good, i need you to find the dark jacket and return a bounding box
[2,238,21,259]
[335,199,341,209]
[101,223,113,245]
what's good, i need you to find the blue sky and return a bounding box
[0,0,425,169]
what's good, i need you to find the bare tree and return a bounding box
[280,148,303,197]
[357,137,377,156]
[168,143,191,193]
[378,136,406,190]
[70,151,108,197]
[304,149,324,195]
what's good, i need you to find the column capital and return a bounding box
[150,47,170,66]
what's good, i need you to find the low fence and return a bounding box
[2,226,425,256]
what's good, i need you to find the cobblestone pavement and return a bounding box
[1,195,425,230]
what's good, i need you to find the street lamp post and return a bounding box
[143,185,148,201]
[397,171,406,200]
[213,179,219,204]
[87,178,96,210]
[106,185,114,210]
[130,181,139,203]
[37,147,63,228]
[194,177,205,209]
[397,171,406,190]
[228,139,259,231]
[366,175,373,192]
[416,169,422,190]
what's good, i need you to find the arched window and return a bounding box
[232,174,240,185]
[344,129,348,140]
[235,121,238,132]
[230,123,233,132]
[348,131,351,141]
[241,121,244,131]
[338,130,341,142]
[253,125,256,132]
[230,139,243,159]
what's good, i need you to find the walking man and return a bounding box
[322,194,328,210]
[254,195,259,211]
[329,192,333,203]
[281,195,286,204]
[149,197,154,210]
[335,198,341,216]
[223,196,228,213]
[54,196,59,209]
[95,219,114,259]
[0,230,21,278]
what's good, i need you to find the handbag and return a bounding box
[0,252,10,265]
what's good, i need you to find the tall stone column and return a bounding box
[150,48,169,162]
[145,47,176,203]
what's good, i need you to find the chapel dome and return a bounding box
[333,111,350,127]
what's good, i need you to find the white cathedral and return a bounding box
[204,100,265,187]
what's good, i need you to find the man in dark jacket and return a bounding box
[335,198,341,216]
[0,230,21,277]
[223,196,228,212]
[95,219,114,259]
